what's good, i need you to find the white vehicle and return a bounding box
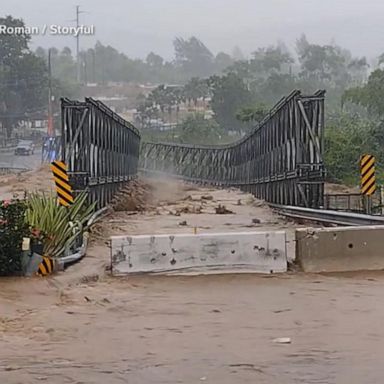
[14,140,34,156]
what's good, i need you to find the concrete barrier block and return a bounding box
[296,226,384,272]
[111,231,287,275]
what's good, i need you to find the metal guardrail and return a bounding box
[58,207,109,267]
[270,204,384,226]
[324,190,383,215]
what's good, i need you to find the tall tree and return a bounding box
[208,73,253,133]
[348,57,369,85]
[296,34,351,86]
[183,78,209,107]
[178,114,223,144]
[343,69,384,116]
[215,52,234,73]
[236,104,268,124]
[174,37,214,78]
[232,46,245,61]
[251,46,294,74]
[53,47,76,84]
[0,16,30,66]
[146,52,164,69]
[0,16,49,136]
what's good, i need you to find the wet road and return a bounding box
[0,148,46,199]
[0,148,42,170]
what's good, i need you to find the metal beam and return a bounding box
[140,90,326,209]
[61,98,141,209]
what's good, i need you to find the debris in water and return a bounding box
[215,205,234,214]
[273,337,291,344]
[273,309,292,314]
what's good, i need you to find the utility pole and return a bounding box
[48,48,54,137]
[92,49,96,83]
[75,5,85,83]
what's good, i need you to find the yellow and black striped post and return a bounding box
[360,155,376,196]
[50,161,74,207]
[37,256,54,276]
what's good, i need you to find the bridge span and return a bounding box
[61,90,325,210]
[141,90,325,209]
[56,89,384,275]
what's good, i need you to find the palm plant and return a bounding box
[25,192,96,258]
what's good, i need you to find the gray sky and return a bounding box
[3,0,384,60]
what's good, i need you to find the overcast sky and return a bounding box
[2,0,384,61]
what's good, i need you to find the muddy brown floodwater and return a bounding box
[2,273,384,384]
[0,177,383,383]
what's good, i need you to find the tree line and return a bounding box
[137,36,384,185]
[3,14,384,186]
[0,16,75,137]
[35,37,237,86]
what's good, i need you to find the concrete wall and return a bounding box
[111,231,287,275]
[296,226,384,273]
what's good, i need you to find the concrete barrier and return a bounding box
[296,226,384,272]
[111,231,287,275]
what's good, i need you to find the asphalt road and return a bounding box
[0,148,43,170]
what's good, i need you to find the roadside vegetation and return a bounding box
[0,193,95,276]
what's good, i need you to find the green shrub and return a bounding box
[0,199,29,276]
[324,115,378,185]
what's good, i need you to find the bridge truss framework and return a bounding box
[141,90,326,208]
[61,97,141,208]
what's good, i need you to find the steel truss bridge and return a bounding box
[61,97,140,208]
[61,90,325,209]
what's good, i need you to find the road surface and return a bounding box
[0,148,42,170]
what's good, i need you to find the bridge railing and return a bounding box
[141,90,326,208]
[61,98,141,208]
